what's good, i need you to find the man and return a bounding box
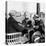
[7,10,25,33]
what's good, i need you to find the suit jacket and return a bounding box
[6,17,25,33]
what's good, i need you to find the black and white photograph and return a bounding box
[5,1,45,45]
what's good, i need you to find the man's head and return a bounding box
[9,10,25,23]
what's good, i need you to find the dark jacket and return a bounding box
[6,17,25,33]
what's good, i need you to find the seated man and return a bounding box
[7,10,25,33]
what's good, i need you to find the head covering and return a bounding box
[9,10,17,17]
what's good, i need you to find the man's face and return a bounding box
[14,12,25,23]
[9,10,25,23]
